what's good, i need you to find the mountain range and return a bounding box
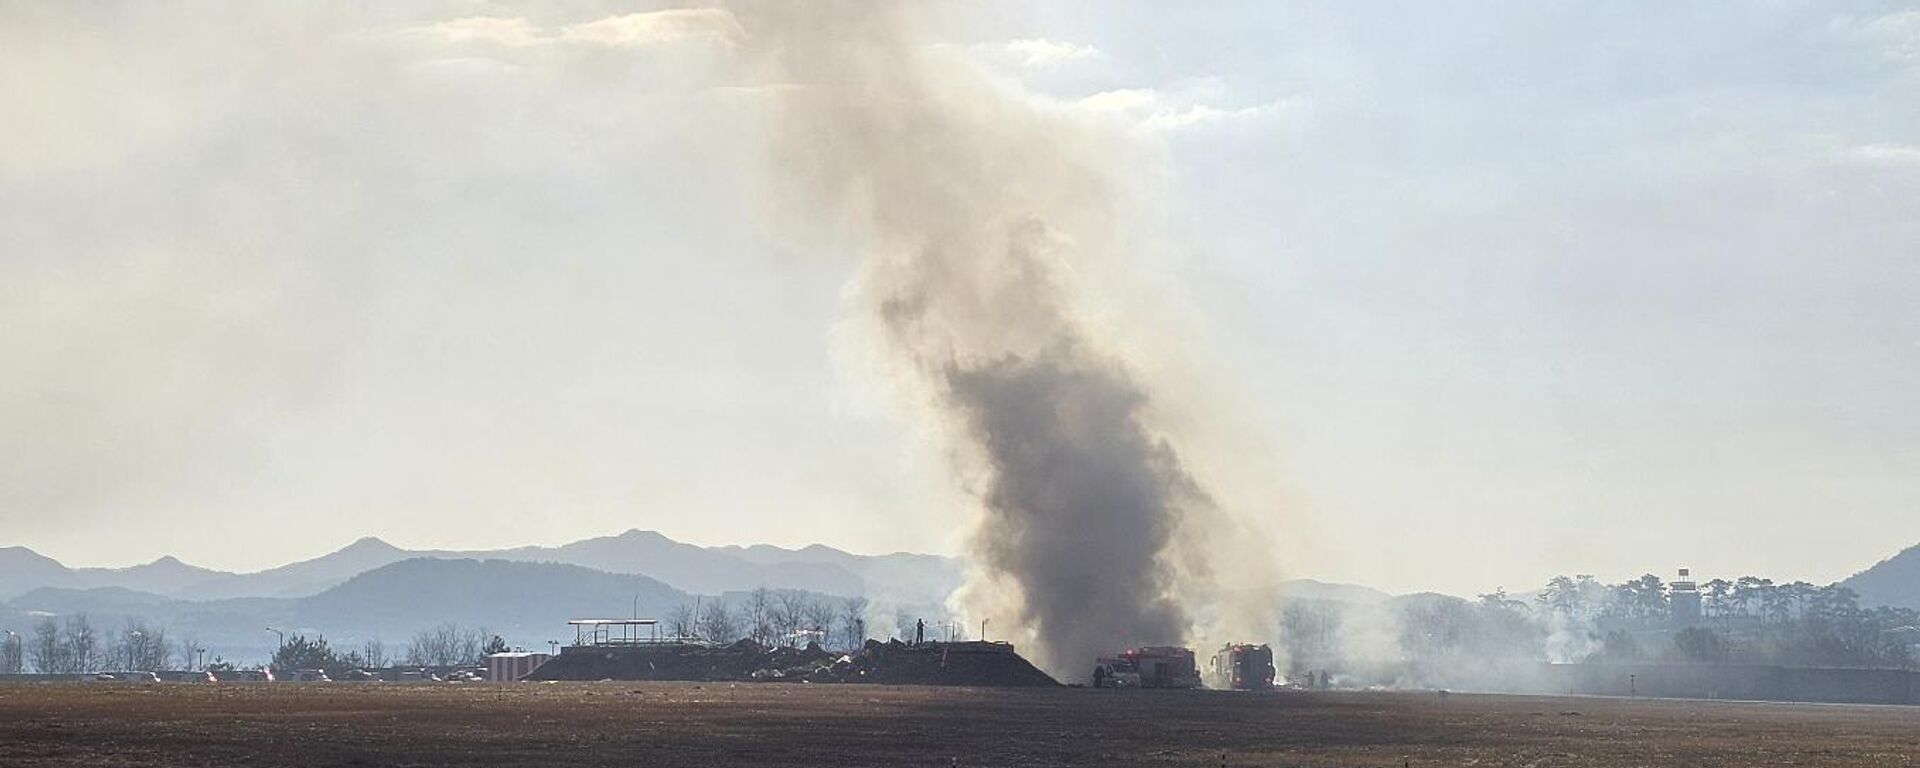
[0,530,969,665]
[0,529,964,607]
[3,531,1914,666]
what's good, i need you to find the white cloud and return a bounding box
[1076,88,1293,134]
[1077,88,1160,113]
[1851,143,1920,168]
[1002,38,1100,68]
[412,16,544,47]
[398,9,743,50]
[1860,10,1920,68]
[559,9,745,48]
[1139,100,1292,133]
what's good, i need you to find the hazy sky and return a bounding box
[3,1,1916,596]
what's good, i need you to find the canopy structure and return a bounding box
[568,619,661,646]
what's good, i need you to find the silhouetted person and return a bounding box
[915,619,925,645]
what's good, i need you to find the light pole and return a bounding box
[980,618,989,643]
[195,647,207,672]
[547,640,559,656]
[265,627,284,667]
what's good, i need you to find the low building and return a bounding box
[486,652,552,682]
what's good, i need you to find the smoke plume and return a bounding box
[731,2,1276,677]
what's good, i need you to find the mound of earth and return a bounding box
[526,639,1058,687]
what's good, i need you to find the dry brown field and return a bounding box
[1,681,1916,767]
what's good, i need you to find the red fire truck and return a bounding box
[1207,643,1276,690]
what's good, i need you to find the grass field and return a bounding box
[1,681,1916,767]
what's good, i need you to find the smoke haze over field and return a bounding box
[733,3,1279,675]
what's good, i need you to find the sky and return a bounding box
[2,1,1916,596]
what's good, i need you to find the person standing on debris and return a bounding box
[914,619,925,645]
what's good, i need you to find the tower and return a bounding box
[1670,567,1702,627]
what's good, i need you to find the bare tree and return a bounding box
[803,598,837,650]
[696,598,738,644]
[30,617,64,673]
[63,615,97,673]
[744,588,773,646]
[175,636,202,671]
[839,596,870,651]
[361,640,388,669]
[110,620,168,671]
[772,591,808,647]
[407,623,460,666]
[664,603,697,641]
[2,630,22,674]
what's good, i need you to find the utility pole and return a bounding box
[265,627,285,667]
[980,618,989,643]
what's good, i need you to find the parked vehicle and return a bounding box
[1207,644,1276,690]
[1091,647,1202,689]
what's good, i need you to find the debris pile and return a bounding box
[525,639,1058,687]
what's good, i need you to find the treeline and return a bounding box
[12,616,203,674]
[1537,573,1917,668]
[268,623,508,676]
[661,589,872,650]
[0,615,519,676]
[1282,573,1919,684]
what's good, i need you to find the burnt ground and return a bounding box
[1,682,1916,767]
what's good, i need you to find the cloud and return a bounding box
[559,9,745,47]
[411,16,544,47]
[1868,11,1920,51]
[1002,38,1100,68]
[1850,143,1920,168]
[1076,88,1159,113]
[398,9,743,50]
[1076,88,1294,135]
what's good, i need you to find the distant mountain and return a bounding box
[0,546,72,599]
[1841,543,1920,610]
[190,536,410,600]
[0,558,707,664]
[712,542,964,610]
[480,529,869,598]
[0,530,956,608]
[295,558,690,642]
[0,548,230,601]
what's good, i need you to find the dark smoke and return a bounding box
[946,342,1201,671]
[731,1,1278,677]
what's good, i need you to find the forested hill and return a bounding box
[1842,543,1920,610]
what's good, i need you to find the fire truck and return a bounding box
[1207,643,1276,690]
[1091,646,1202,689]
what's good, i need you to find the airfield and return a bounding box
[1,682,1915,767]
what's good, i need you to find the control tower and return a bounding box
[1670,568,1702,627]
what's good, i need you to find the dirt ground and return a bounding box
[1,682,1916,767]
